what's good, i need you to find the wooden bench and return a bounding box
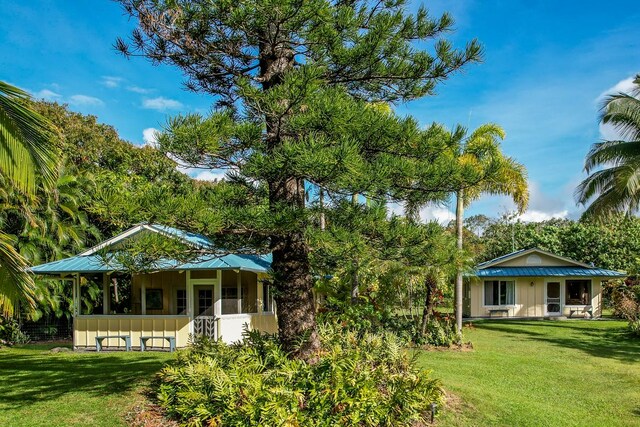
[488,308,510,317]
[140,336,176,352]
[95,335,131,352]
[569,306,593,318]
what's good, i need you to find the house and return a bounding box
[30,224,277,350]
[464,248,625,319]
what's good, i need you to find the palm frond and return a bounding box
[0,231,36,317]
[0,81,58,194]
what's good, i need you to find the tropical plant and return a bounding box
[115,0,482,359]
[0,81,58,317]
[577,74,640,217]
[157,326,443,426]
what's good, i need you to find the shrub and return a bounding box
[605,280,640,337]
[0,317,30,345]
[157,325,443,426]
[319,296,462,347]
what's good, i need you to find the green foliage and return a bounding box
[605,279,640,336]
[157,327,443,426]
[478,215,640,272]
[0,317,30,345]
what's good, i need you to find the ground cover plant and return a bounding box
[420,319,640,427]
[157,326,443,427]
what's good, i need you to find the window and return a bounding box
[263,283,272,312]
[221,283,239,314]
[566,280,591,305]
[176,289,187,315]
[484,280,515,306]
[198,289,213,315]
[145,289,163,310]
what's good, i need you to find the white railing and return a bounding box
[193,315,217,338]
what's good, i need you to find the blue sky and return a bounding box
[1,1,639,222]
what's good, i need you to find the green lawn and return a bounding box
[0,343,172,427]
[2,321,638,427]
[419,319,640,427]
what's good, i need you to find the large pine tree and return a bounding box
[116,0,481,359]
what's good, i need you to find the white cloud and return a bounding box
[387,201,455,225]
[419,205,456,224]
[68,94,104,106]
[193,170,228,182]
[518,210,568,222]
[597,76,638,141]
[101,76,123,88]
[127,86,153,94]
[596,76,636,102]
[142,97,183,111]
[142,127,160,147]
[32,89,61,100]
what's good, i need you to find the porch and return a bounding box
[67,268,277,350]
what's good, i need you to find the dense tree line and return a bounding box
[467,214,640,272]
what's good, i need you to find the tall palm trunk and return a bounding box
[455,189,464,334]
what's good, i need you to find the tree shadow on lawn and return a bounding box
[0,348,169,410]
[473,320,640,363]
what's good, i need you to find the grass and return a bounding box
[2,321,638,427]
[0,343,172,427]
[418,319,640,427]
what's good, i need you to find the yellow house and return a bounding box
[464,248,626,319]
[31,224,277,350]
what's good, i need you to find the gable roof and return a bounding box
[31,224,271,275]
[473,248,626,278]
[477,248,591,269]
[78,223,213,256]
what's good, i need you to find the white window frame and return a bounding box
[482,279,517,307]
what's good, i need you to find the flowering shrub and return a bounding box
[156,325,443,426]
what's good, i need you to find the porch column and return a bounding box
[73,273,81,316]
[141,281,147,315]
[236,270,242,314]
[102,273,110,314]
[257,278,263,315]
[186,271,194,334]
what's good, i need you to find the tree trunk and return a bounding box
[351,258,359,303]
[261,33,320,360]
[455,189,464,334]
[421,273,437,336]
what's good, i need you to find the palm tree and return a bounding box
[0,81,57,317]
[449,124,528,333]
[576,74,640,217]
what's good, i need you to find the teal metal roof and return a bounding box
[31,253,272,275]
[30,224,272,275]
[474,266,625,278]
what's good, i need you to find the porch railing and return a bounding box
[193,315,217,339]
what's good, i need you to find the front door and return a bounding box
[193,286,216,338]
[546,281,561,316]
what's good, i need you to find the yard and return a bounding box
[0,343,172,427]
[1,320,638,427]
[420,319,640,426]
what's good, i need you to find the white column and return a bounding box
[141,281,147,315]
[236,270,242,314]
[102,273,110,314]
[186,271,194,334]
[257,277,263,315]
[74,273,81,316]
